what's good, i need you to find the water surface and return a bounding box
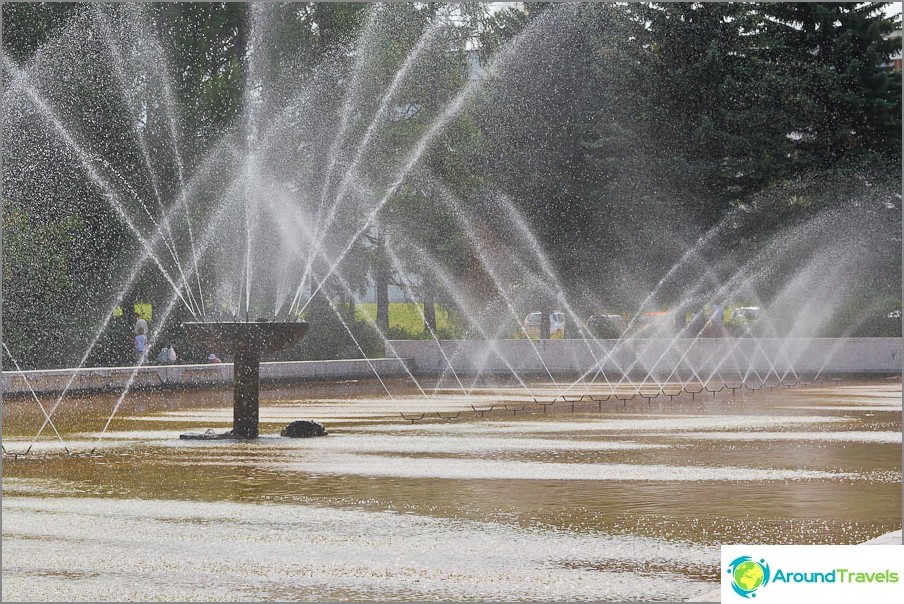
[2,378,900,601]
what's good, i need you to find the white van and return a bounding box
[523,312,566,339]
[732,306,761,325]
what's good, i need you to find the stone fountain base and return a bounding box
[182,321,309,439]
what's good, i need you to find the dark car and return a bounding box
[588,314,628,339]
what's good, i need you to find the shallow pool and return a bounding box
[2,379,901,601]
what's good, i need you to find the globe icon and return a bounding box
[733,560,765,592]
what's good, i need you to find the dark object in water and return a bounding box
[179,428,239,440]
[281,420,328,438]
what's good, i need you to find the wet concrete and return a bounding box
[2,379,901,601]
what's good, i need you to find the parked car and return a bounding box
[728,306,762,336]
[731,306,762,325]
[523,311,566,339]
[587,314,628,339]
[633,311,674,337]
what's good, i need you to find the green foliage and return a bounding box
[356,302,462,339]
[3,2,900,374]
[353,4,482,328]
[1,2,81,62]
[627,3,795,206]
[2,201,83,368]
[822,289,902,337]
[475,2,551,62]
[759,3,902,166]
[150,2,249,164]
[471,1,900,313]
[729,154,901,248]
[285,293,383,361]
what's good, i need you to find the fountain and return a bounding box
[181,320,309,438]
[0,1,897,446]
[1,4,900,600]
[3,3,898,393]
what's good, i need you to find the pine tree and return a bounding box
[760,2,902,166]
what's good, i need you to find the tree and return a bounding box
[620,4,801,217]
[1,2,80,62]
[329,4,476,338]
[149,2,249,166]
[470,1,900,315]
[759,2,902,166]
[3,4,168,367]
[1,201,83,368]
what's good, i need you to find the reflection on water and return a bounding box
[2,496,719,601]
[2,379,901,601]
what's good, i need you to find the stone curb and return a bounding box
[389,337,903,376]
[1,358,414,397]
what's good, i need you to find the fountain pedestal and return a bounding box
[183,321,309,438]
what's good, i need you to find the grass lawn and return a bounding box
[355,302,456,334]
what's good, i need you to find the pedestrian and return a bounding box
[133,311,148,337]
[156,345,170,365]
[135,326,147,365]
[710,301,725,337]
[207,353,222,364]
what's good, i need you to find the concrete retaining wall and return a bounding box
[1,358,413,397]
[3,338,898,396]
[387,338,902,377]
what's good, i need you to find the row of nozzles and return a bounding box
[397,375,825,423]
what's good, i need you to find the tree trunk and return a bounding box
[375,226,389,333]
[346,296,356,322]
[421,38,439,337]
[540,309,551,340]
[235,6,249,64]
[423,278,436,334]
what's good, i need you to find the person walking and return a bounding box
[135,326,147,365]
[709,301,725,337]
[133,311,148,337]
